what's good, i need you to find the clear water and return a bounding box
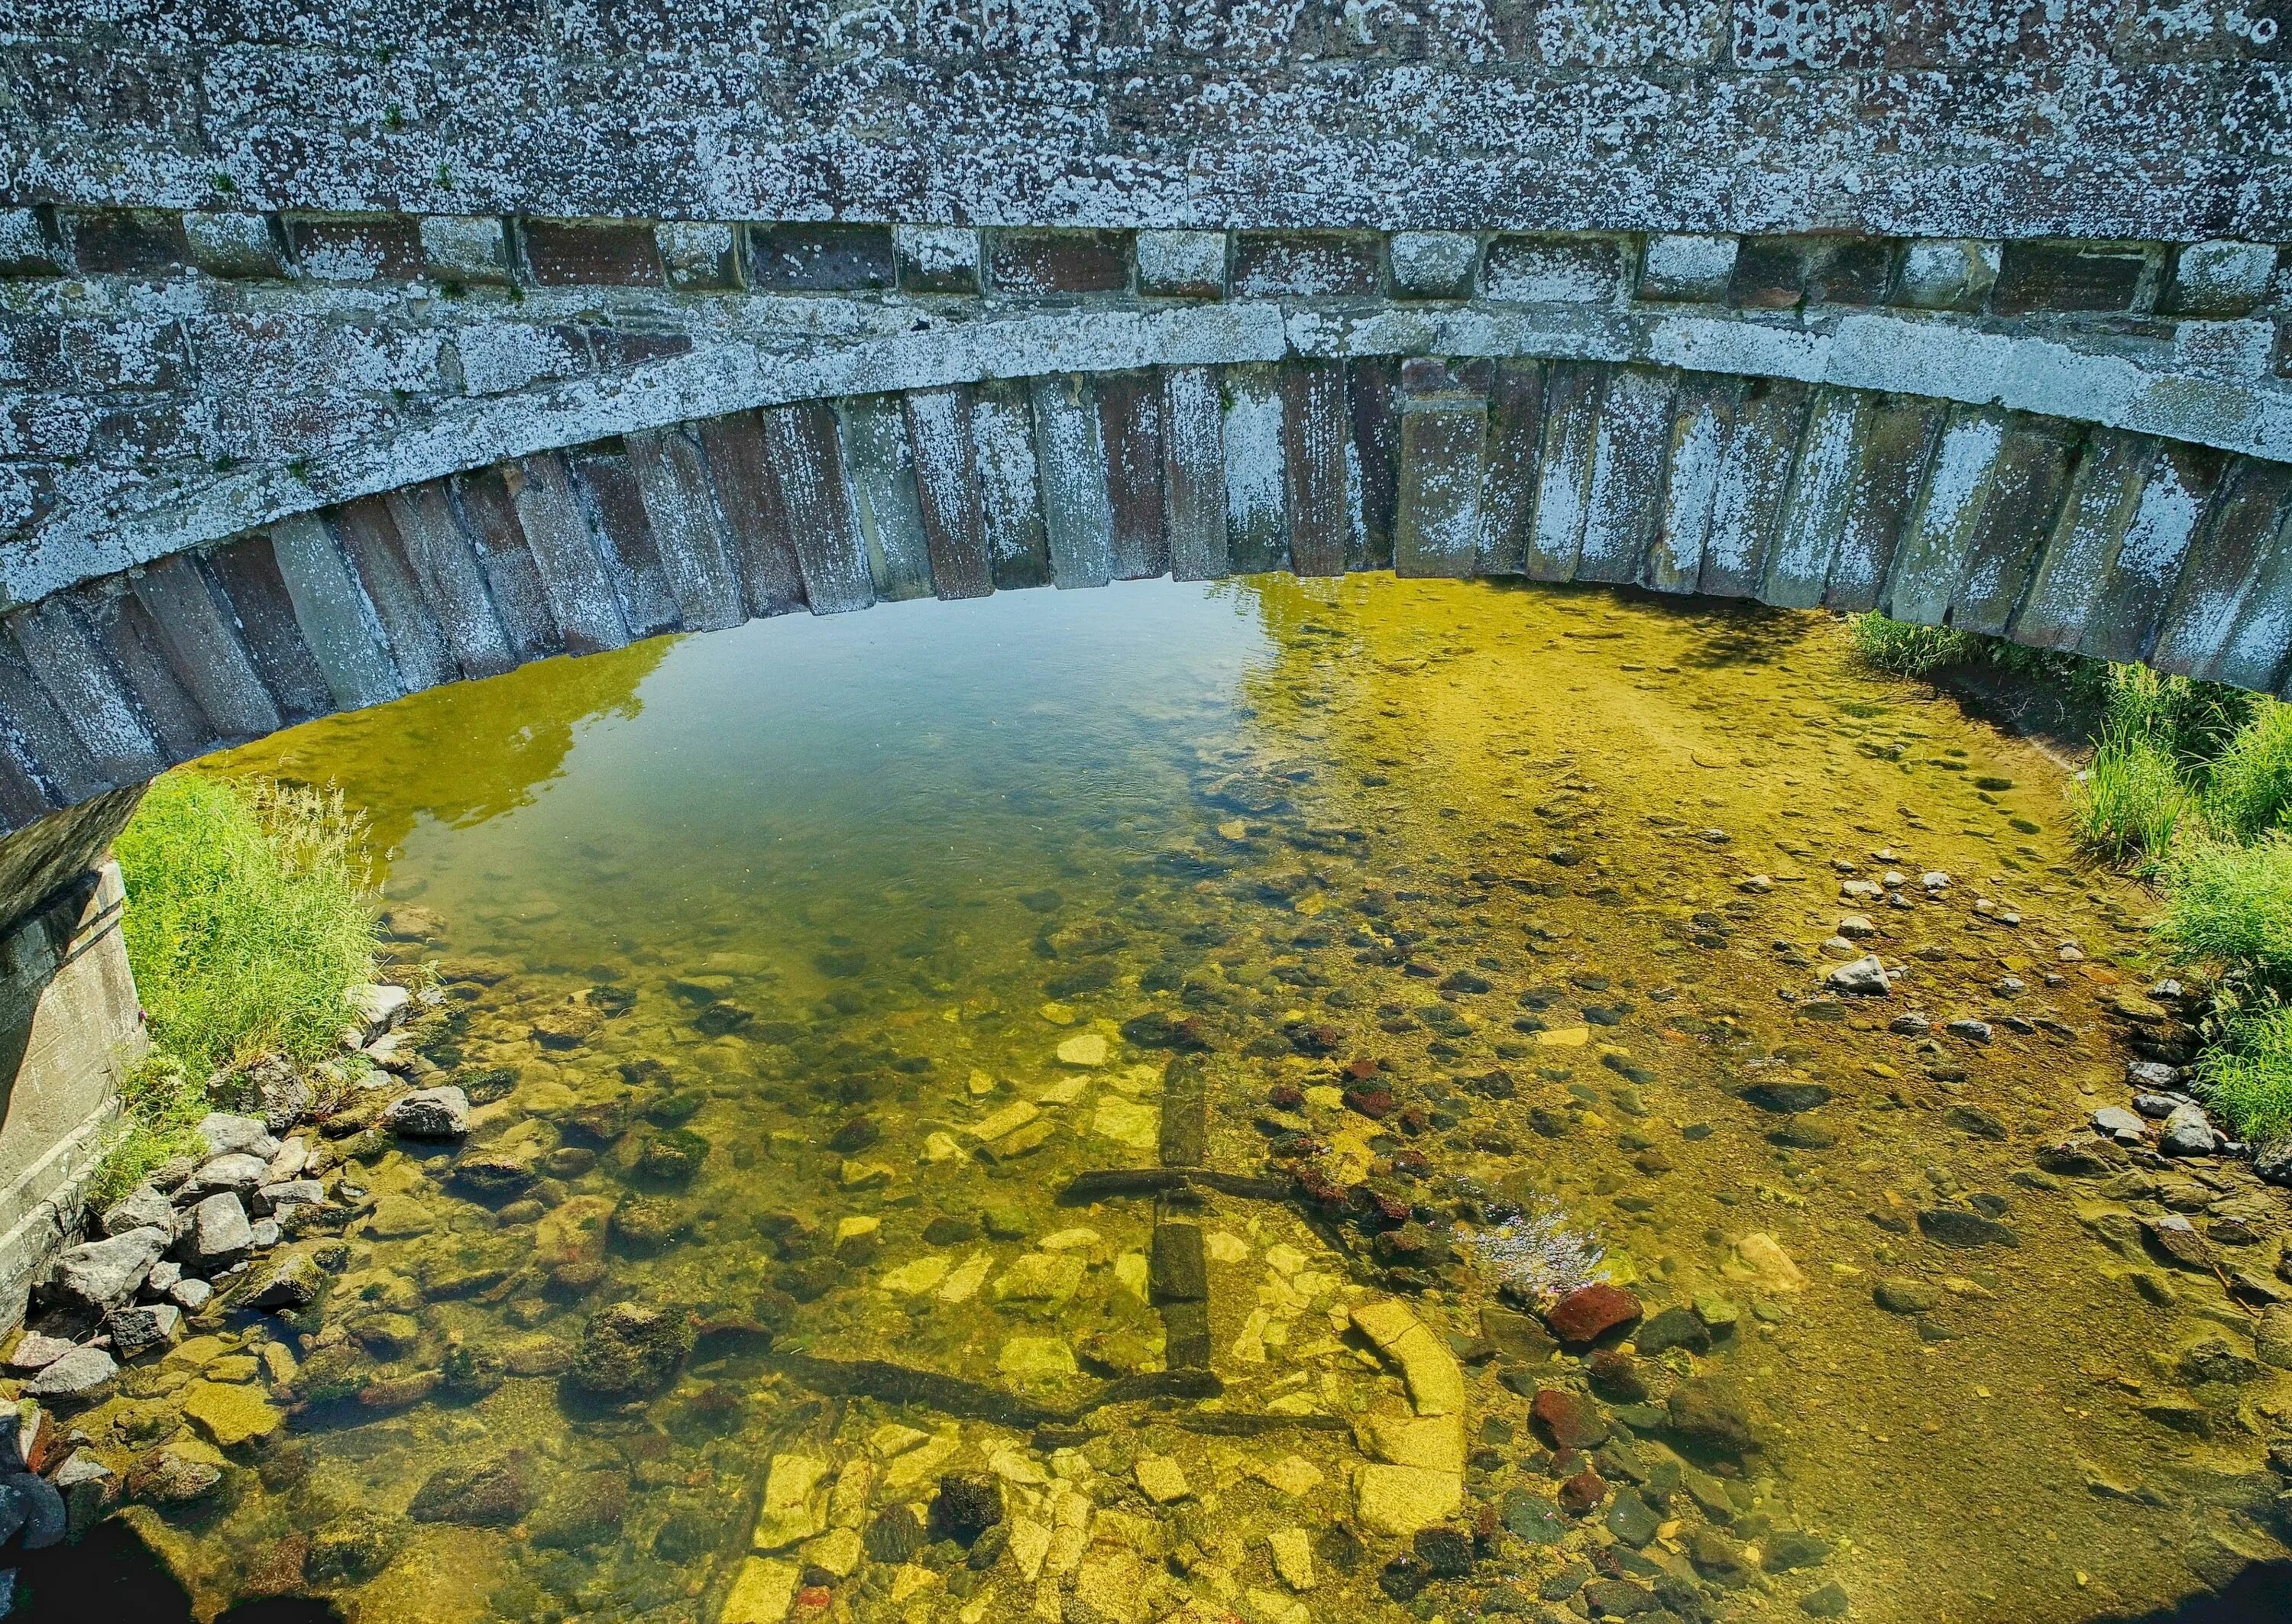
[76,576,2292,1624]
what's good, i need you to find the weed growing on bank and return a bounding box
[1853,613,2292,1147]
[95,772,379,1203]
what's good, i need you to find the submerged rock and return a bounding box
[1824,956,1889,995]
[1543,1283,1642,1347]
[408,1455,536,1525]
[568,1302,694,1398]
[381,1087,470,1140]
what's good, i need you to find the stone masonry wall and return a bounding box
[6,1,2292,240]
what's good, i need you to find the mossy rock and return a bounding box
[568,1302,694,1399]
[631,1129,709,1185]
[611,1197,694,1255]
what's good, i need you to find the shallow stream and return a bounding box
[59,576,2292,1624]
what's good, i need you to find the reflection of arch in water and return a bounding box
[5,352,2290,852]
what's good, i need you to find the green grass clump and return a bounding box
[112,772,378,1079]
[1846,615,1976,677]
[2105,665,2260,775]
[85,1056,210,1209]
[2202,700,2292,841]
[2071,733,2192,869]
[2158,835,2292,984]
[2194,1005,2292,1149]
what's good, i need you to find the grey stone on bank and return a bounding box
[53,1228,168,1310]
[1825,956,1889,995]
[255,1179,325,1218]
[168,1278,214,1312]
[178,1194,254,1271]
[24,1347,115,1401]
[196,1112,280,1162]
[2159,1102,2219,1157]
[2128,1060,2180,1091]
[99,1185,175,1239]
[2091,1106,2147,1144]
[345,982,412,1037]
[4,1333,73,1372]
[246,1247,325,1311]
[2133,1092,2190,1119]
[182,1153,269,1199]
[381,1087,469,1140]
[0,1471,65,1548]
[104,1302,181,1359]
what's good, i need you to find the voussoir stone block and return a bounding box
[1894,238,2001,312]
[656,221,741,290]
[989,229,1130,294]
[419,215,515,284]
[747,224,895,290]
[1137,230,1225,299]
[0,209,67,277]
[1389,231,1480,299]
[181,213,286,280]
[1484,234,1629,305]
[894,226,980,293]
[2167,241,2278,319]
[1640,233,1739,302]
[287,215,422,282]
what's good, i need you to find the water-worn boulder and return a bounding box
[197,1112,279,1162]
[568,1302,693,1398]
[53,1228,167,1309]
[183,1153,269,1199]
[407,1455,536,1525]
[1543,1283,1642,1347]
[245,1247,327,1311]
[1825,956,1889,995]
[381,1087,469,1140]
[179,1194,254,1270]
[25,1347,116,1402]
[99,1186,175,1239]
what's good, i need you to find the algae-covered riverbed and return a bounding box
[54,575,2292,1623]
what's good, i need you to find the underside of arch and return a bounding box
[1,352,2289,839]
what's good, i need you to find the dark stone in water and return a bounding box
[1120,1011,1211,1051]
[924,1213,980,1246]
[827,1114,880,1153]
[934,1470,1002,1542]
[1379,1556,1432,1603]
[1501,1488,1565,1544]
[643,1092,704,1127]
[1666,1377,1758,1457]
[306,1513,399,1582]
[1415,1524,1474,1577]
[612,1197,693,1255]
[866,1503,927,1563]
[1873,1279,1941,1315]
[1045,962,1116,998]
[1945,1105,2007,1140]
[814,949,869,979]
[1633,1305,1709,1357]
[1915,1208,2018,1249]
[528,1468,630,1549]
[1557,1469,1607,1516]
[449,1153,538,1204]
[561,1102,631,1147]
[633,1129,709,1184]
[1769,1119,1838,1150]
[1740,1082,1831,1114]
[1604,1487,1660,1547]
[1481,1305,1558,1363]
[1801,1582,1851,1617]
[2035,1134,2122,1177]
[1764,1530,1831,1572]
[456,1066,518,1105]
[408,1456,536,1526]
[691,1000,753,1037]
[1532,1389,1611,1451]
[568,1303,694,1399]
[1587,1350,1647,1403]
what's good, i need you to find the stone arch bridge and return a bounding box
[2,0,2292,1313]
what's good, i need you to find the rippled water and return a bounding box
[60,576,2292,1624]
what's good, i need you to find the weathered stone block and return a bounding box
[1893,239,2000,312]
[1232,232,1377,298]
[894,226,980,293]
[63,210,187,277]
[1805,237,1893,306]
[2165,241,2278,319]
[1138,230,1225,298]
[181,213,285,279]
[1728,236,1810,309]
[747,225,895,290]
[420,215,514,284]
[1991,241,2158,315]
[1484,235,1628,304]
[656,222,740,290]
[1389,232,1479,299]
[286,215,421,282]
[523,218,663,286]
[0,210,66,277]
[1639,234,1738,302]
[989,230,1129,294]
